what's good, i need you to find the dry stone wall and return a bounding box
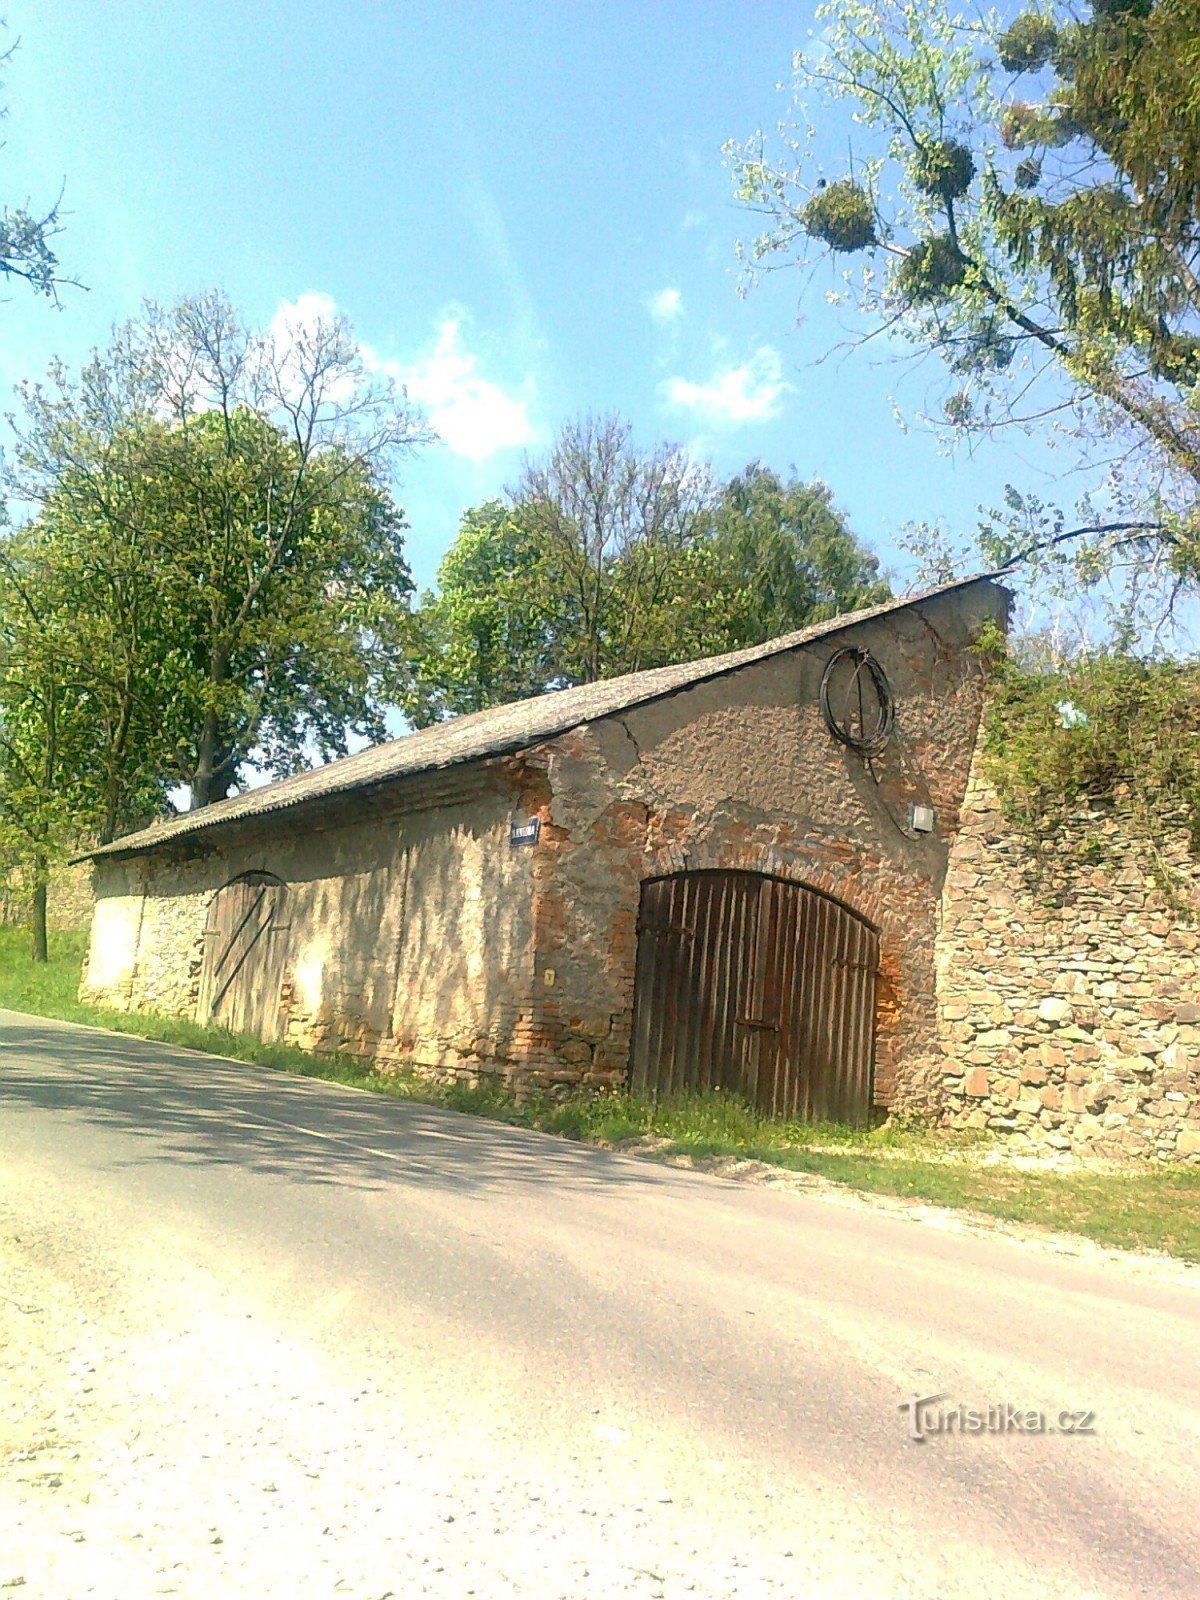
[934,754,1200,1162]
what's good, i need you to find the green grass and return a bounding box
[0,927,91,1017]
[3,925,1200,1262]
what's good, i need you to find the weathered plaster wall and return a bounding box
[82,582,1004,1107]
[80,857,144,1003]
[381,781,538,1076]
[82,772,542,1079]
[934,754,1200,1162]
[506,583,1006,1104]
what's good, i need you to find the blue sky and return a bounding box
[2,0,1078,593]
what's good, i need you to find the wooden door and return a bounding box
[197,872,290,1042]
[629,870,878,1124]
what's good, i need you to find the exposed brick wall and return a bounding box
[934,752,1200,1162]
[500,583,1005,1105]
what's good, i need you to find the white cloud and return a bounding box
[645,286,683,324]
[661,347,789,426]
[267,292,359,407]
[269,291,339,344]
[368,316,536,462]
[265,295,536,463]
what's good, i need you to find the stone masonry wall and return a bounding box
[935,752,1200,1162]
[1,855,95,930]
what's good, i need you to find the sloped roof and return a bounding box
[84,572,1004,860]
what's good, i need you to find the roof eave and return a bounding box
[79,570,1009,864]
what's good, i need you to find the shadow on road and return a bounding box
[5,1016,1200,1598]
[0,1012,671,1200]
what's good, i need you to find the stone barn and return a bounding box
[80,575,1009,1123]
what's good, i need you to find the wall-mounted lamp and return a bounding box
[909,803,936,835]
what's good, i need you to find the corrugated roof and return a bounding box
[84,572,1004,860]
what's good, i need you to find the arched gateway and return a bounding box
[629,870,879,1124]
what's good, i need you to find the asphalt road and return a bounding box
[2,1008,1199,1600]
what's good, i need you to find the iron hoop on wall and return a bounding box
[819,647,895,755]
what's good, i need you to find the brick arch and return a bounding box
[642,839,887,935]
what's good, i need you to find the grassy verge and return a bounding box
[3,927,1200,1262]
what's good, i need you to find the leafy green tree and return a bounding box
[407,413,716,721]
[10,425,189,849]
[515,413,717,683]
[0,518,160,958]
[706,465,890,642]
[406,427,887,721]
[403,501,564,725]
[727,0,1200,618]
[0,529,92,959]
[1,291,428,955]
[8,292,428,811]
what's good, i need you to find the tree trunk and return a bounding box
[31,871,48,964]
[100,774,121,847]
[191,648,229,810]
[192,708,216,809]
[191,734,238,808]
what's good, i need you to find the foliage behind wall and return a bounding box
[980,633,1200,899]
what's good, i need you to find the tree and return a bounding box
[406,413,713,720]
[1,26,75,301]
[707,465,890,643]
[0,528,99,959]
[403,501,564,725]
[7,292,428,811]
[405,422,887,722]
[515,413,716,683]
[1,291,428,955]
[726,0,1200,622]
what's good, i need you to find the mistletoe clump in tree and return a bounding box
[727,0,1200,625]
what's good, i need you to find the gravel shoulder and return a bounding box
[1,1168,799,1600]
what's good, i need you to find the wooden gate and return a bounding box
[629,871,878,1124]
[197,872,290,1042]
